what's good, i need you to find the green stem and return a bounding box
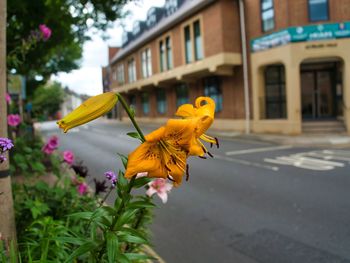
[116,93,146,142]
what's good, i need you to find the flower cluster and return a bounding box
[7,114,21,127]
[42,136,59,154]
[104,171,117,187]
[39,24,52,41]
[0,138,14,163]
[63,150,74,165]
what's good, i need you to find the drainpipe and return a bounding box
[238,0,251,134]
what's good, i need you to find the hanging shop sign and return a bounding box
[251,21,350,52]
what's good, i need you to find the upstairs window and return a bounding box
[156,89,167,114]
[159,36,173,72]
[194,21,203,60]
[127,58,136,83]
[261,0,274,32]
[117,64,124,84]
[204,77,222,112]
[176,84,189,107]
[184,25,192,64]
[159,41,166,72]
[308,0,329,21]
[141,48,152,78]
[166,36,173,69]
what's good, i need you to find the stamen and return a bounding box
[199,156,207,159]
[186,164,190,181]
[165,165,171,171]
[201,146,207,153]
[210,142,213,148]
[167,175,175,182]
[215,137,220,148]
[207,151,214,158]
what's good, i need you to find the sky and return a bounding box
[51,0,165,96]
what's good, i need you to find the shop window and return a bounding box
[129,94,136,113]
[176,84,189,107]
[204,77,222,112]
[156,89,167,114]
[141,92,150,115]
[264,65,286,119]
[261,0,274,32]
[308,0,329,22]
[141,48,152,78]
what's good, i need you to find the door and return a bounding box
[301,69,334,119]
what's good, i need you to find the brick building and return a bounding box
[102,0,350,134]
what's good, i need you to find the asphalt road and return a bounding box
[40,119,350,263]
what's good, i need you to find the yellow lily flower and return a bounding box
[125,117,210,186]
[175,97,219,153]
[57,92,118,133]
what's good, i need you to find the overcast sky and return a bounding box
[51,0,165,96]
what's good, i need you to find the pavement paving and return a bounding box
[37,119,350,263]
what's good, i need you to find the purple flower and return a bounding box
[0,138,14,152]
[63,150,75,165]
[42,136,59,155]
[77,183,88,195]
[0,155,6,163]
[39,24,52,41]
[104,171,117,187]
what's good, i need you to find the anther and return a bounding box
[207,151,214,158]
[210,142,213,148]
[199,156,207,159]
[165,165,171,172]
[215,137,220,148]
[201,146,207,153]
[186,164,190,181]
[167,175,175,182]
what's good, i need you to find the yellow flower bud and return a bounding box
[57,92,118,133]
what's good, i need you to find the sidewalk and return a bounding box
[209,130,350,148]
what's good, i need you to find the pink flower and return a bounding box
[77,183,88,195]
[42,136,59,155]
[5,93,11,104]
[7,114,21,127]
[146,178,173,204]
[39,24,52,41]
[63,150,74,165]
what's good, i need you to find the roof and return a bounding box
[110,0,215,64]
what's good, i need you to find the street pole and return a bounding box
[0,0,17,247]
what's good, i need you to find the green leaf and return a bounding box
[117,154,128,169]
[133,177,152,188]
[54,236,86,245]
[117,253,131,263]
[115,209,138,229]
[106,232,119,263]
[68,211,93,220]
[118,233,147,244]
[125,253,154,261]
[30,162,45,173]
[64,241,97,263]
[23,146,33,153]
[117,171,128,191]
[126,132,142,141]
[127,201,156,209]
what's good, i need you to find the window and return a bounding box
[184,19,203,64]
[117,64,124,84]
[261,0,274,32]
[128,58,136,83]
[184,25,192,63]
[141,92,150,115]
[159,41,166,72]
[264,65,286,119]
[156,89,167,114]
[166,37,172,69]
[176,84,189,107]
[308,0,329,21]
[204,77,222,112]
[194,21,203,60]
[141,48,152,78]
[129,94,136,113]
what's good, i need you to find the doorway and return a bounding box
[301,61,342,120]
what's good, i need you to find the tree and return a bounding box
[32,82,65,119]
[7,0,129,83]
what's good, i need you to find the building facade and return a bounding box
[103,0,350,134]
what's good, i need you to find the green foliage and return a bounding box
[7,0,129,79]
[32,82,65,119]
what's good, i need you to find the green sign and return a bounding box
[251,21,350,52]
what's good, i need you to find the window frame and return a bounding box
[117,63,125,85]
[141,92,150,115]
[261,0,275,33]
[182,16,204,64]
[158,33,173,72]
[176,84,189,108]
[308,0,329,22]
[203,77,223,113]
[156,88,167,114]
[127,57,136,83]
[141,47,152,78]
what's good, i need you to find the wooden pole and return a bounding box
[0,0,17,246]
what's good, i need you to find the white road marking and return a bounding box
[264,149,350,171]
[215,154,279,171]
[226,145,293,156]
